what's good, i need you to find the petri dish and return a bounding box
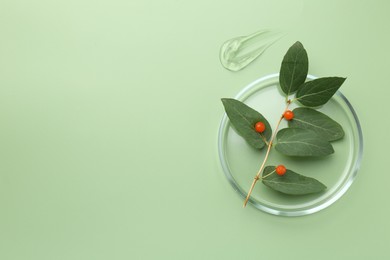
[218,73,363,216]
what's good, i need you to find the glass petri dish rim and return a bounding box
[218,73,363,217]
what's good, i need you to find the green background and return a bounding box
[0,0,388,259]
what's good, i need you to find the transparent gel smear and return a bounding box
[220,30,284,71]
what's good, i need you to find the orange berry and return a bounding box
[275,165,287,176]
[254,122,266,133]
[283,110,294,121]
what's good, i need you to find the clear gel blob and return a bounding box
[220,30,284,71]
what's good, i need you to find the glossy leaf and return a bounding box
[296,77,346,107]
[279,41,309,96]
[289,108,344,141]
[221,98,272,149]
[262,166,326,195]
[275,128,334,156]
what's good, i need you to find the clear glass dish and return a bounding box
[218,73,363,216]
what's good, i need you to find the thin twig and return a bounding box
[243,100,291,207]
[260,133,269,146]
[262,169,276,179]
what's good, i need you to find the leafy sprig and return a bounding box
[221,41,346,207]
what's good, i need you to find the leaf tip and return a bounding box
[329,144,335,154]
[339,77,347,82]
[294,41,303,47]
[221,98,232,107]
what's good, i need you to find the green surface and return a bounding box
[0,0,389,259]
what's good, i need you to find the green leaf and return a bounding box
[289,108,344,141]
[295,77,346,107]
[275,128,334,156]
[221,98,272,149]
[262,166,326,195]
[279,41,309,96]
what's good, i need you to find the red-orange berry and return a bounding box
[283,110,294,121]
[254,122,266,133]
[275,165,287,176]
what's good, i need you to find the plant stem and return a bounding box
[243,100,291,207]
[260,133,269,146]
[262,169,276,179]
